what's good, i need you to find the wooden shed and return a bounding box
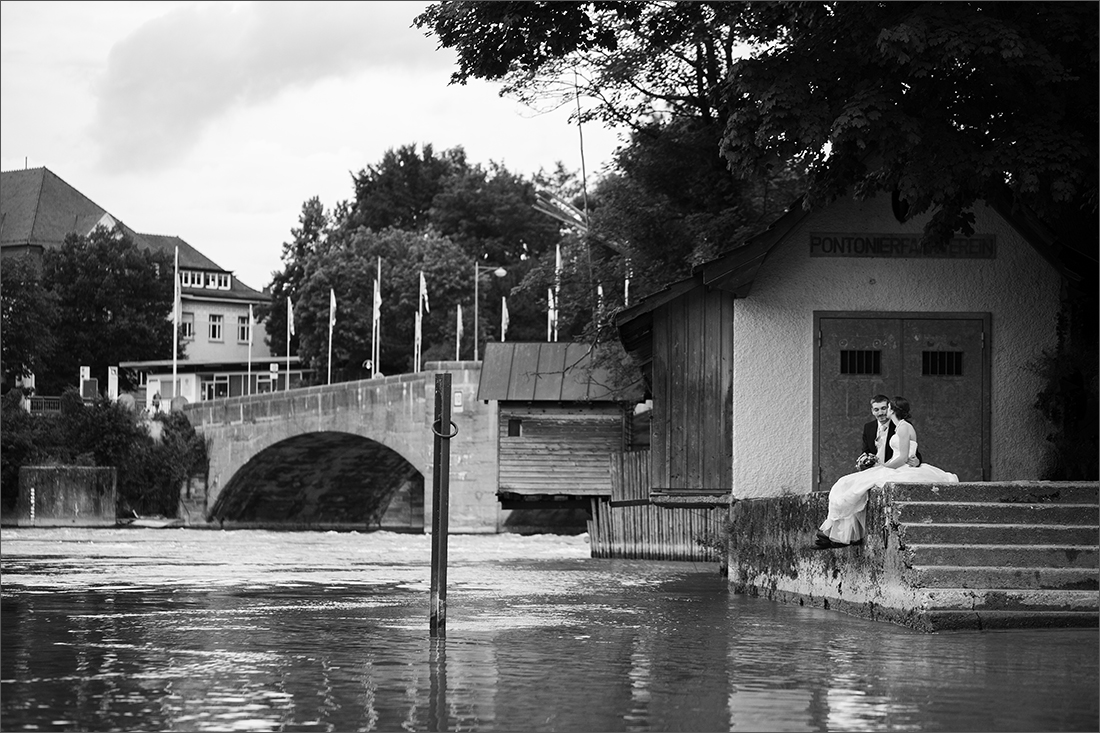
[477,342,644,509]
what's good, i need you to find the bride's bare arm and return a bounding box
[886,422,915,468]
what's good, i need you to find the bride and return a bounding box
[817,396,958,548]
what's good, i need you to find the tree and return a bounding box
[343,144,469,233]
[417,2,807,308]
[39,226,177,395]
[267,144,576,373]
[717,2,1097,258]
[416,1,1098,278]
[261,196,330,357]
[292,227,473,378]
[1,254,58,387]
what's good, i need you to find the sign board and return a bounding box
[810,233,996,259]
[107,367,119,401]
[80,366,90,381]
[81,378,99,400]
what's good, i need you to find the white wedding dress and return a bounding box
[819,421,959,544]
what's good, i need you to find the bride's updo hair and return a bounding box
[891,396,912,420]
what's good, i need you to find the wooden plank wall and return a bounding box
[498,403,625,495]
[588,451,726,561]
[650,288,734,492]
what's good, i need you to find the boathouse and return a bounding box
[476,342,645,537]
[617,192,1076,496]
[615,192,1098,627]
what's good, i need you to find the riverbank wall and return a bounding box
[728,481,1099,631]
[9,466,117,527]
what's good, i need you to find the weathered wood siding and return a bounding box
[498,403,626,495]
[588,451,726,561]
[651,287,734,492]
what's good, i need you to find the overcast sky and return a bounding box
[1,1,623,290]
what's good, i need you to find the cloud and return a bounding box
[91,1,446,172]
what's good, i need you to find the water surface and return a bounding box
[1,528,1096,731]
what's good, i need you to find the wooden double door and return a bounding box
[815,312,990,490]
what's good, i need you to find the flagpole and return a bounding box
[327,287,335,385]
[286,298,292,392]
[172,246,179,403]
[246,303,253,396]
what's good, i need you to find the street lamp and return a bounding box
[474,262,507,360]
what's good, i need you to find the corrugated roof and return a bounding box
[477,342,643,402]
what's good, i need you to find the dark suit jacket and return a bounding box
[862,420,922,464]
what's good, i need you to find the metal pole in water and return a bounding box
[429,372,454,638]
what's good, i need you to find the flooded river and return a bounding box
[1,528,1096,731]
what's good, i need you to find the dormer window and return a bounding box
[206,272,218,288]
[216,273,230,290]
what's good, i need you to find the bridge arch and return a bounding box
[209,431,423,528]
[186,365,500,532]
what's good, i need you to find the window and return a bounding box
[507,418,522,437]
[237,315,250,343]
[182,312,195,340]
[255,373,274,394]
[922,351,963,376]
[840,350,881,375]
[201,374,229,400]
[208,314,224,341]
[206,272,218,288]
[217,273,231,290]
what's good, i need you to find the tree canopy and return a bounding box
[1,255,58,384]
[416,1,1098,267]
[38,226,178,394]
[264,144,573,377]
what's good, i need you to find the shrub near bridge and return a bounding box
[0,388,207,517]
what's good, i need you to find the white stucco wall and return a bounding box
[732,195,1062,498]
[182,299,273,362]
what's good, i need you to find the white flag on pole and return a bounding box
[456,304,463,361]
[287,298,295,336]
[419,271,430,313]
[329,288,337,329]
[501,296,509,341]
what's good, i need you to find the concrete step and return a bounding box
[919,609,1100,631]
[893,501,1096,525]
[888,482,1099,504]
[910,565,1099,590]
[900,522,1099,545]
[920,587,1099,613]
[908,543,1097,568]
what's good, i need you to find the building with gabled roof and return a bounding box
[1,166,286,405]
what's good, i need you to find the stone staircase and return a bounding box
[886,481,1099,630]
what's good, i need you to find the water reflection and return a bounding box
[1,529,1096,732]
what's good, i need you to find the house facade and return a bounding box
[617,192,1071,501]
[1,167,277,405]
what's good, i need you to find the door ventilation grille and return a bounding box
[922,350,963,376]
[840,350,881,375]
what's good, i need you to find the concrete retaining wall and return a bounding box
[728,482,1099,631]
[13,466,117,527]
[728,489,929,627]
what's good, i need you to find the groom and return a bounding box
[861,394,922,468]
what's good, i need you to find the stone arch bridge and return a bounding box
[183,362,501,531]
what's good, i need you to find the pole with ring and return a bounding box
[430,372,458,638]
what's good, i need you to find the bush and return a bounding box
[0,391,208,517]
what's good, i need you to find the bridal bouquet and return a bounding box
[855,452,878,471]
